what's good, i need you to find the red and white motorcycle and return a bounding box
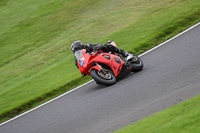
[75,42,143,85]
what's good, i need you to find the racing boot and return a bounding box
[119,50,130,65]
[121,50,138,62]
[121,50,131,60]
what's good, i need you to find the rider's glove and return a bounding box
[82,73,86,76]
[93,46,101,52]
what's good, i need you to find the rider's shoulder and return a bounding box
[84,43,102,48]
[84,43,93,47]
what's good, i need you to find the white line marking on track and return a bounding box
[0,80,94,126]
[139,21,200,57]
[1,21,200,127]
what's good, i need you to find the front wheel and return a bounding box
[90,69,116,86]
[129,54,143,72]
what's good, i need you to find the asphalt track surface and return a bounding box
[1,23,200,133]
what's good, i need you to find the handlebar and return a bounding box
[90,52,95,55]
[90,50,99,55]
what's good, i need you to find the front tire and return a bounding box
[90,69,116,86]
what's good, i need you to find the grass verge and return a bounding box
[130,9,200,55]
[114,94,200,133]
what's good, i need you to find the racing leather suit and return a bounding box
[74,43,128,69]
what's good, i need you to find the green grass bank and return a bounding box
[1,0,200,123]
[114,94,200,133]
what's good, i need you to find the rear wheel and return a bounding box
[129,54,143,72]
[90,69,116,86]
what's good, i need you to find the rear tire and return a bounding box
[90,69,116,86]
[129,54,143,72]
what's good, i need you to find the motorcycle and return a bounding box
[74,42,143,86]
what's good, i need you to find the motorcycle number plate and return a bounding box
[80,61,84,67]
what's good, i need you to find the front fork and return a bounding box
[89,62,106,74]
[95,62,107,75]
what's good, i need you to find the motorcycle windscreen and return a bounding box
[75,49,89,73]
[75,50,84,63]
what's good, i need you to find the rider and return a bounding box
[71,40,131,69]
